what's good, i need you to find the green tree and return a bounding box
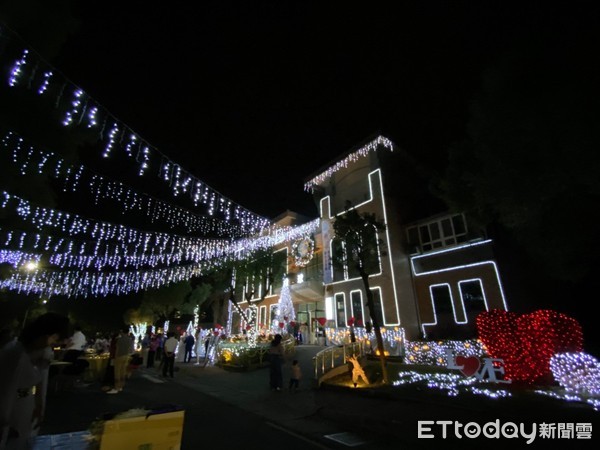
[137,280,193,324]
[196,248,286,330]
[434,39,600,283]
[186,283,212,315]
[332,205,389,384]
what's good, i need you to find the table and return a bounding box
[49,361,73,392]
[79,355,110,382]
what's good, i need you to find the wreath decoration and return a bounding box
[292,236,315,267]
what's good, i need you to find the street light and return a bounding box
[23,261,38,271]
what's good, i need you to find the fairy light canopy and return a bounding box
[0,24,327,298]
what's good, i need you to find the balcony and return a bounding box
[289,277,324,301]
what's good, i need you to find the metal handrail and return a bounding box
[313,341,365,380]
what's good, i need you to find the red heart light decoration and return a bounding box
[476,309,583,384]
[455,355,481,377]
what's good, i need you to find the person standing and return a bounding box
[193,329,201,364]
[107,328,132,394]
[155,333,164,363]
[162,332,178,378]
[28,345,54,438]
[204,334,210,359]
[183,332,195,363]
[62,325,86,363]
[101,332,118,392]
[176,333,186,363]
[288,359,302,393]
[268,334,285,391]
[0,312,69,450]
[299,323,309,345]
[146,335,159,369]
[140,332,151,368]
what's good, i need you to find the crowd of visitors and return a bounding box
[1,316,309,448]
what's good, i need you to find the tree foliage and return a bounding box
[434,37,600,283]
[137,280,193,324]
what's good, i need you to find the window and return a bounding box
[346,240,361,279]
[270,304,279,328]
[407,213,469,253]
[368,287,384,326]
[350,291,364,326]
[431,284,453,315]
[334,293,346,327]
[459,280,487,318]
[331,238,345,282]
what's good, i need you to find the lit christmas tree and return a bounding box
[277,278,295,334]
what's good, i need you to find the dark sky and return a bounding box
[17,1,594,219]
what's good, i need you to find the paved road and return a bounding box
[40,344,392,449]
[39,344,599,449]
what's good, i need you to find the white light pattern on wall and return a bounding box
[410,240,509,311]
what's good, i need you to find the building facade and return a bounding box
[235,135,508,343]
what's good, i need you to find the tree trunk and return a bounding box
[361,271,389,384]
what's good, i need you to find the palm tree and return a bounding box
[332,205,389,384]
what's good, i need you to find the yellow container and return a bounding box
[100,410,184,450]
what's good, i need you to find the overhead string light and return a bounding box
[0,192,237,260]
[1,205,320,272]
[0,261,208,298]
[0,219,324,297]
[1,226,325,298]
[0,225,233,272]
[0,29,271,235]
[0,248,41,268]
[7,48,28,87]
[1,131,251,237]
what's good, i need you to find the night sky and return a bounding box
[1,1,600,348]
[34,1,577,219]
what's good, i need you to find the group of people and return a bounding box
[137,330,182,378]
[268,334,302,393]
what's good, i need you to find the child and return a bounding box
[289,359,302,392]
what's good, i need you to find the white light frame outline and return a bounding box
[413,260,508,312]
[458,278,490,317]
[350,289,365,326]
[410,239,508,311]
[318,169,400,325]
[410,239,492,272]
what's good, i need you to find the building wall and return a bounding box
[317,153,423,338]
[310,137,508,342]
